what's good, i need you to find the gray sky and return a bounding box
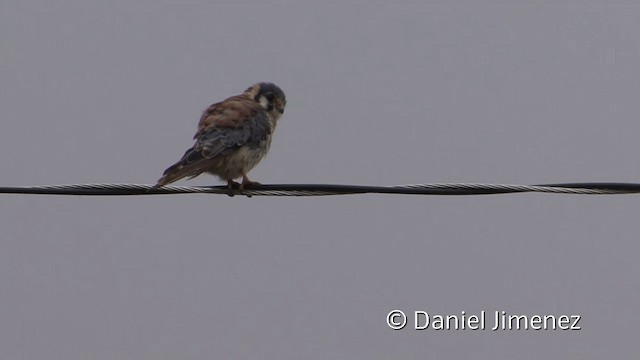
[1,1,639,359]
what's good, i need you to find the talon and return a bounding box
[239,181,261,190]
[226,180,240,197]
[240,174,260,198]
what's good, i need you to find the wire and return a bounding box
[1,182,639,197]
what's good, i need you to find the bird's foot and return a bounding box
[226,180,240,197]
[239,176,261,198]
[226,179,259,198]
[239,180,261,191]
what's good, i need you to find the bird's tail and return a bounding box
[152,165,188,189]
[152,147,205,189]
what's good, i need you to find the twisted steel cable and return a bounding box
[0,182,639,197]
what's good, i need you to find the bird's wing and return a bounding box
[194,97,272,158]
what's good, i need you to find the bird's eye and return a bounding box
[264,92,275,101]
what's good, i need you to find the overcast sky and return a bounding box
[1,1,639,359]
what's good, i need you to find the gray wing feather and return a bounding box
[199,112,271,159]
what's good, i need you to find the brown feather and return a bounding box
[195,96,262,138]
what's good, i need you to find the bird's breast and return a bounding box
[207,135,272,180]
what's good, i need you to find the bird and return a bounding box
[153,82,287,194]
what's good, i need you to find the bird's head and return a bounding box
[245,82,287,120]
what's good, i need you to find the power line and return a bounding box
[0,182,639,197]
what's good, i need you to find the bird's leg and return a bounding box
[240,174,261,190]
[226,179,240,197]
[239,174,261,198]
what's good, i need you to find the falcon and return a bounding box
[153,82,286,193]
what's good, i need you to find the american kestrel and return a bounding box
[153,82,286,193]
